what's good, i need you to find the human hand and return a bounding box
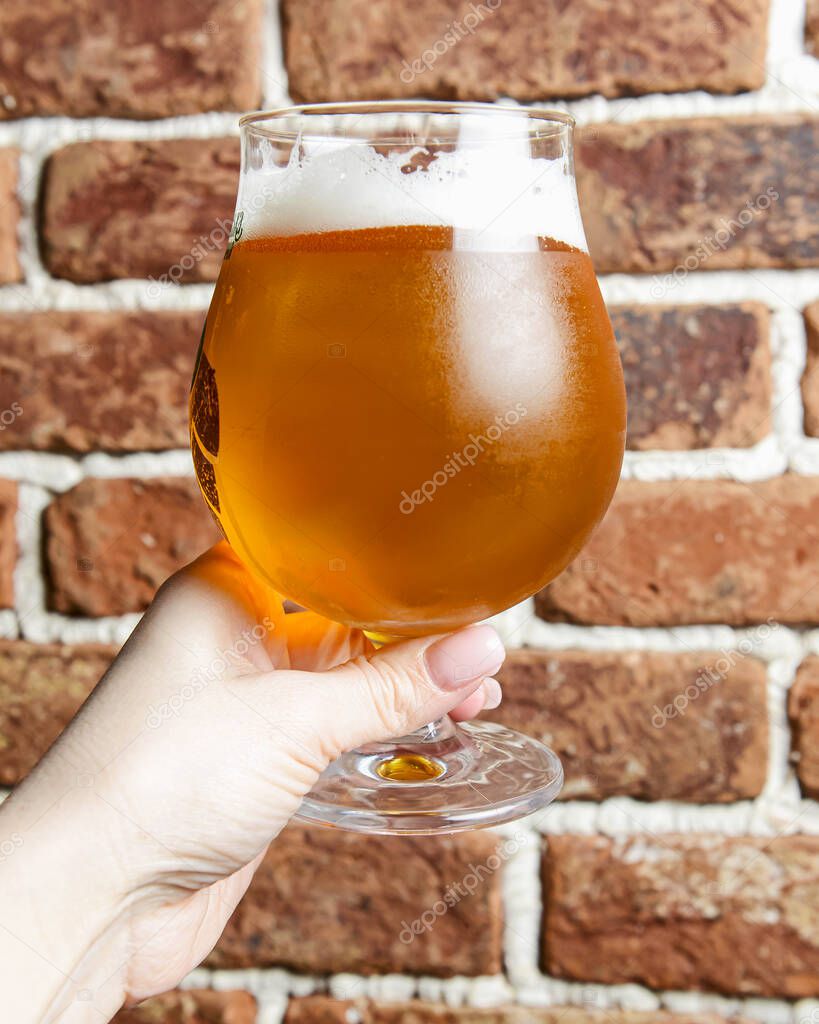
[0,542,505,1022]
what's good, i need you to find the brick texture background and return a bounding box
[2,0,819,1022]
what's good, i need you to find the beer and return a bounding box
[191,224,625,637]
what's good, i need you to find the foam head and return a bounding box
[238,109,587,252]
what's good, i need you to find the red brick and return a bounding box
[41,118,814,284]
[789,657,819,799]
[0,480,16,608]
[0,312,202,452]
[536,477,819,627]
[0,1,262,119]
[286,997,748,1024]
[45,478,220,616]
[42,139,238,283]
[807,0,819,56]
[113,989,256,1023]
[282,0,767,102]
[576,116,817,274]
[802,303,819,436]
[0,149,21,283]
[209,823,503,976]
[543,834,819,997]
[615,303,770,450]
[486,649,767,802]
[0,641,116,785]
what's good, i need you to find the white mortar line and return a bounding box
[536,793,819,836]
[768,0,808,64]
[0,611,18,640]
[1,269,819,317]
[765,651,802,799]
[181,961,812,1023]
[518,974,802,1024]
[498,603,806,661]
[600,270,819,310]
[0,280,213,312]
[800,627,819,655]
[0,418,814,491]
[0,453,82,490]
[261,0,291,109]
[500,826,544,988]
[182,965,317,1024]
[621,438,788,482]
[80,450,196,480]
[13,482,51,635]
[0,451,194,488]
[773,307,809,454]
[0,112,242,151]
[0,442,813,488]
[560,79,819,127]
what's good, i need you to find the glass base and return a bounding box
[294,718,564,835]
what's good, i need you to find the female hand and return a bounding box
[0,542,505,1022]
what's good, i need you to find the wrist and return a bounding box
[0,772,134,1021]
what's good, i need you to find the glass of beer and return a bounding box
[190,102,626,833]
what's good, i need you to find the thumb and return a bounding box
[294,624,506,758]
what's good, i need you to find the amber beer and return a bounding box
[191,224,626,637]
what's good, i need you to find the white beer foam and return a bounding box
[239,118,587,251]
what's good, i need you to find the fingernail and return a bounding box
[482,677,502,710]
[424,625,505,691]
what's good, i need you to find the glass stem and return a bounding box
[391,716,457,746]
[356,715,459,758]
[362,631,458,747]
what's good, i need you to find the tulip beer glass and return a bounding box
[190,102,626,833]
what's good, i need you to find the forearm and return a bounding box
[0,769,132,1022]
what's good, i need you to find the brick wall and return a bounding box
[1,0,819,1022]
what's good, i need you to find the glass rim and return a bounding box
[239,101,575,142]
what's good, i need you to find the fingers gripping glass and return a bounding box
[190,102,627,834]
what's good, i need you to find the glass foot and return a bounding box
[294,718,564,835]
